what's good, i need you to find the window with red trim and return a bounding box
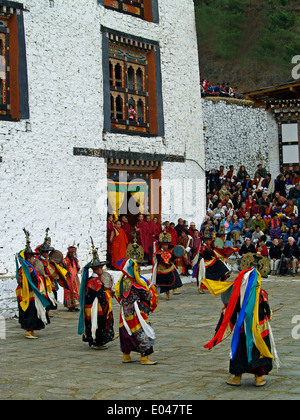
[103,27,164,137]
[104,0,154,22]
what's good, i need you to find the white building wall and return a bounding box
[0,0,205,317]
[202,98,279,179]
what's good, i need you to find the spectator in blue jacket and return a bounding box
[229,214,242,246]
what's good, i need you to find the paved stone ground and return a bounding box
[1,274,300,401]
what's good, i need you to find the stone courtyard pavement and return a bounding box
[1,274,300,403]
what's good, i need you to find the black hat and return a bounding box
[89,237,107,268]
[23,228,37,256]
[37,228,54,253]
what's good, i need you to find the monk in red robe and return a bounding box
[121,215,133,244]
[152,216,162,240]
[107,215,114,267]
[110,220,129,270]
[145,214,158,262]
[135,214,151,262]
[167,222,178,247]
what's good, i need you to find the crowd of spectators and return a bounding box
[200,79,244,99]
[205,164,300,276]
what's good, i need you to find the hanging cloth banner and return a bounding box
[107,180,148,217]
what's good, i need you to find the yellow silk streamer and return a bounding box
[252,272,273,359]
[201,278,234,297]
[114,273,125,299]
[18,250,30,312]
[133,259,149,290]
[105,290,112,320]
[54,263,68,280]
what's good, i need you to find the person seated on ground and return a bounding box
[232,86,243,99]
[200,220,210,237]
[207,169,220,193]
[225,165,237,181]
[286,213,299,230]
[239,237,256,257]
[236,165,248,183]
[251,202,264,218]
[273,191,288,207]
[285,200,298,218]
[219,215,232,240]
[213,202,225,219]
[242,211,254,239]
[220,193,234,208]
[262,173,275,198]
[245,194,256,214]
[236,181,244,195]
[241,174,252,197]
[212,82,221,95]
[220,82,229,96]
[271,204,284,217]
[269,238,282,275]
[232,192,243,210]
[211,194,220,210]
[289,184,300,204]
[285,172,293,190]
[229,214,242,247]
[258,191,271,209]
[269,214,282,241]
[251,173,265,199]
[225,82,234,96]
[251,225,264,244]
[292,172,300,186]
[283,227,298,246]
[280,216,288,235]
[206,81,213,94]
[256,164,267,179]
[219,184,231,202]
[253,213,266,233]
[224,202,234,218]
[283,236,300,277]
[275,174,287,197]
[255,237,268,259]
[237,202,247,219]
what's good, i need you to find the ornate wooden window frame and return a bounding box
[0,1,29,121]
[109,43,149,133]
[102,26,164,137]
[98,0,159,23]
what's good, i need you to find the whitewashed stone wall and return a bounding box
[0,0,204,317]
[202,98,279,179]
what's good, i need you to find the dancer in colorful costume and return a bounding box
[64,243,81,311]
[78,238,115,350]
[192,228,231,294]
[114,242,158,365]
[203,267,280,387]
[34,228,57,311]
[175,231,193,276]
[34,228,69,313]
[152,231,183,300]
[15,229,50,339]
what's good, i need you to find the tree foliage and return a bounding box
[194,0,300,69]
